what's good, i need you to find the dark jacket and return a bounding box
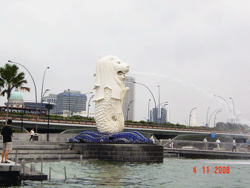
[1,126,13,143]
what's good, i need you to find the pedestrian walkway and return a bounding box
[164,148,250,159]
[0,140,81,162]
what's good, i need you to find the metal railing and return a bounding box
[49,166,67,181]
[161,140,249,152]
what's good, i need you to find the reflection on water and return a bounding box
[85,160,128,187]
[18,158,250,188]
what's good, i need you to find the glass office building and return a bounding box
[56,90,87,116]
[150,107,169,124]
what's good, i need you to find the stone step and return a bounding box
[12,141,65,145]
[163,153,179,158]
[0,144,70,150]
[8,149,78,155]
[8,154,83,161]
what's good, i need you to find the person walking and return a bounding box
[203,137,208,150]
[1,119,13,163]
[216,138,221,151]
[29,129,34,141]
[232,138,237,152]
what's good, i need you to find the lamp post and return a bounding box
[208,109,222,127]
[156,102,168,108]
[214,95,232,122]
[133,81,157,122]
[40,89,50,116]
[229,97,235,123]
[8,60,38,132]
[206,107,210,127]
[214,110,221,128]
[162,102,168,108]
[148,99,151,122]
[158,85,160,124]
[40,67,49,117]
[71,92,93,116]
[45,102,53,141]
[214,95,231,111]
[68,89,70,118]
[189,107,197,126]
[87,95,94,118]
[127,100,134,121]
[42,89,50,100]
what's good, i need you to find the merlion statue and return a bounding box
[93,56,130,133]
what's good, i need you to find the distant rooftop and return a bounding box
[10,90,23,100]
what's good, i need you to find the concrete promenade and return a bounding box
[2,133,76,142]
[1,133,249,162]
[164,148,250,159]
[162,139,250,159]
[0,133,79,185]
[0,133,82,161]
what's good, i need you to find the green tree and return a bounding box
[0,64,30,122]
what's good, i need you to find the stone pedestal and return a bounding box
[71,143,163,163]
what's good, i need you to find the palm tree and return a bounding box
[0,64,30,122]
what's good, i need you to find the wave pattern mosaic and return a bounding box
[69,131,152,144]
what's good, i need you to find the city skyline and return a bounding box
[1,1,250,127]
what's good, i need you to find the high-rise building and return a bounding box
[166,106,170,122]
[122,76,135,121]
[44,94,58,114]
[150,107,170,124]
[150,108,158,123]
[55,90,87,116]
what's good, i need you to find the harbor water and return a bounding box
[13,158,250,188]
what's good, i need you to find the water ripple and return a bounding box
[16,158,249,187]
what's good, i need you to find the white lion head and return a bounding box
[93,56,129,102]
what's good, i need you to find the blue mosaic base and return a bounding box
[69,131,153,144]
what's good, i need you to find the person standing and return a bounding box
[232,138,237,152]
[150,134,156,144]
[203,137,208,150]
[216,138,221,151]
[171,141,174,149]
[1,119,13,163]
[29,129,34,141]
[243,140,248,152]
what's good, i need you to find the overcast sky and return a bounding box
[1,0,250,127]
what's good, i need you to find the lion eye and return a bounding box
[117,61,121,64]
